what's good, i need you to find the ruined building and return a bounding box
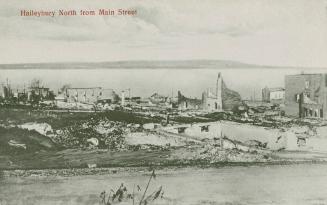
[202,73,223,111]
[1,84,12,99]
[149,93,168,104]
[262,87,285,104]
[1,81,54,103]
[66,87,119,104]
[285,73,327,118]
[177,73,242,111]
[28,87,53,102]
[202,73,242,111]
[177,91,202,110]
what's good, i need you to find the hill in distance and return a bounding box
[0,60,297,70]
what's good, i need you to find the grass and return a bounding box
[0,148,173,170]
[99,170,163,205]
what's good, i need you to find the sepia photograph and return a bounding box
[1,0,327,205]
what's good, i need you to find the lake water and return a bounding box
[1,164,327,205]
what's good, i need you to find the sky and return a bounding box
[1,0,327,99]
[0,0,327,67]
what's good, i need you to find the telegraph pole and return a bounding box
[220,130,223,150]
[128,88,131,104]
[299,92,303,118]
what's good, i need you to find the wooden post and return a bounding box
[299,92,303,118]
[220,130,223,149]
[132,184,135,205]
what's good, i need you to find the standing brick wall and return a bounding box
[285,74,323,118]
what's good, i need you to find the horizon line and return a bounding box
[0,59,326,70]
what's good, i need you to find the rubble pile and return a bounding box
[171,141,272,163]
[198,147,270,163]
[125,131,187,149]
[19,122,53,136]
[55,101,94,110]
[53,117,142,150]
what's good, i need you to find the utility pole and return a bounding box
[128,88,131,104]
[17,89,19,104]
[216,73,219,98]
[220,130,223,150]
[121,90,125,106]
[299,92,303,118]
[216,72,223,110]
[218,120,223,150]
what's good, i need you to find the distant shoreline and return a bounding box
[1,59,325,70]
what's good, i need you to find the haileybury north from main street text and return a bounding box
[20,9,137,17]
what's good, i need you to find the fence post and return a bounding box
[220,130,223,149]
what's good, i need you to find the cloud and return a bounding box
[0,0,326,67]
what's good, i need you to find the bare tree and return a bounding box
[30,78,42,88]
